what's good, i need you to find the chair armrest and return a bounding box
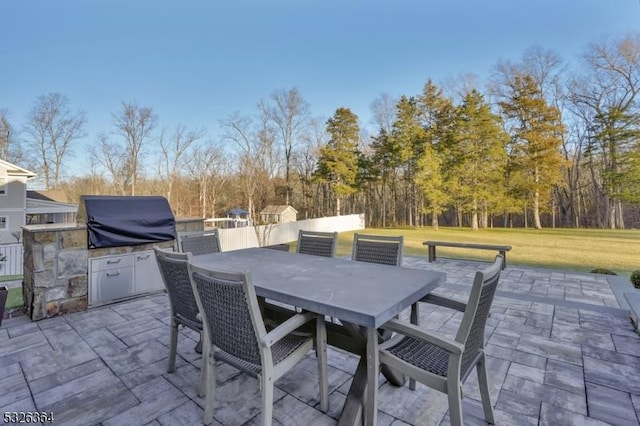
[262,311,317,347]
[420,294,467,312]
[381,318,464,355]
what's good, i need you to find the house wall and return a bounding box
[0,174,28,244]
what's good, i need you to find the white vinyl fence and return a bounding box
[0,243,23,276]
[218,214,365,251]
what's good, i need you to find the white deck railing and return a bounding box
[0,243,23,276]
[218,214,365,251]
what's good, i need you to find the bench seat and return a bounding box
[423,240,511,269]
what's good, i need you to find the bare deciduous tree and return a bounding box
[260,87,310,205]
[185,142,227,218]
[0,108,23,163]
[112,102,157,195]
[90,133,129,195]
[23,93,86,189]
[158,125,204,207]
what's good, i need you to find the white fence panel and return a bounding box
[0,243,23,276]
[218,214,365,251]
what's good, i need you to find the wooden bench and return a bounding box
[423,240,511,270]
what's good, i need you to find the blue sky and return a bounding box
[1,0,639,177]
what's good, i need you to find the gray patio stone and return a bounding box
[326,347,359,374]
[495,389,541,417]
[121,325,167,346]
[485,343,547,369]
[102,376,188,426]
[507,361,545,384]
[0,330,48,357]
[586,382,639,426]
[3,257,640,426]
[93,339,168,376]
[66,307,128,334]
[489,409,538,426]
[552,322,615,350]
[204,372,287,424]
[114,355,183,389]
[317,388,346,420]
[0,372,30,408]
[20,340,97,381]
[376,381,450,425]
[517,334,582,366]
[110,297,166,317]
[584,356,640,394]
[41,379,138,426]
[539,401,610,425]
[0,360,21,378]
[0,397,39,419]
[106,314,167,340]
[582,345,640,369]
[502,375,587,415]
[41,322,87,350]
[612,334,640,357]
[544,358,585,395]
[261,394,335,426]
[82,327,123,349]
[553,306,580,324]
[156,400,211,426]
[275,355,352,407]
[33,361,119,408]
[487,327,521,349]
[37,316,69,330]
[29,358,106,394]
[7,321,40,338]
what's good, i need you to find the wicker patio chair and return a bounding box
[351,233,403,266]
[187,262,329,426]
[154,246,206,397]
[296,230,337,257]
[178,230,221,256]
[377,255,503,426]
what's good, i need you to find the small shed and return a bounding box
[260,205,298,224]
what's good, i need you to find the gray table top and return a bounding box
[192,248,446,328]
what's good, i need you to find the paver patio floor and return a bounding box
[1,257,639,425]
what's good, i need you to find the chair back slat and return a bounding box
[190,267,262,365]
[180,231,221,256]
[297,230,337,257]
[456,255,502,374]
[352,234,403,266]
[154,247,200,329]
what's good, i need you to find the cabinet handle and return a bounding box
[106,271,121,277]
[106,259,122,264]
[137,254,151,260]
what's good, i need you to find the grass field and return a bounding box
[332,227,640,277]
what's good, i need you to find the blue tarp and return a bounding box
[227,207,248,217]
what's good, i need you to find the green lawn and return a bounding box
[1,276,23,309]
[330,227,640,277]
[5,287,23,309]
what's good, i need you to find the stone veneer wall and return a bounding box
[22,218,204,321]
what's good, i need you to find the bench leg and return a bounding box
[499,251,506,270]
[428,246,436,263]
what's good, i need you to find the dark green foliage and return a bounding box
[631,270,640,289]
[590,268,617,275]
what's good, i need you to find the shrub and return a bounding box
[590,268,617,275]
[631,270,640,289]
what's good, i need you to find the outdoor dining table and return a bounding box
[192,247,446,425]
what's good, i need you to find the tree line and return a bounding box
[1,33,639,229]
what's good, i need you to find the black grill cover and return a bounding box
[82,195,176,249]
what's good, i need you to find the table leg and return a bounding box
[365,327,378,426]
